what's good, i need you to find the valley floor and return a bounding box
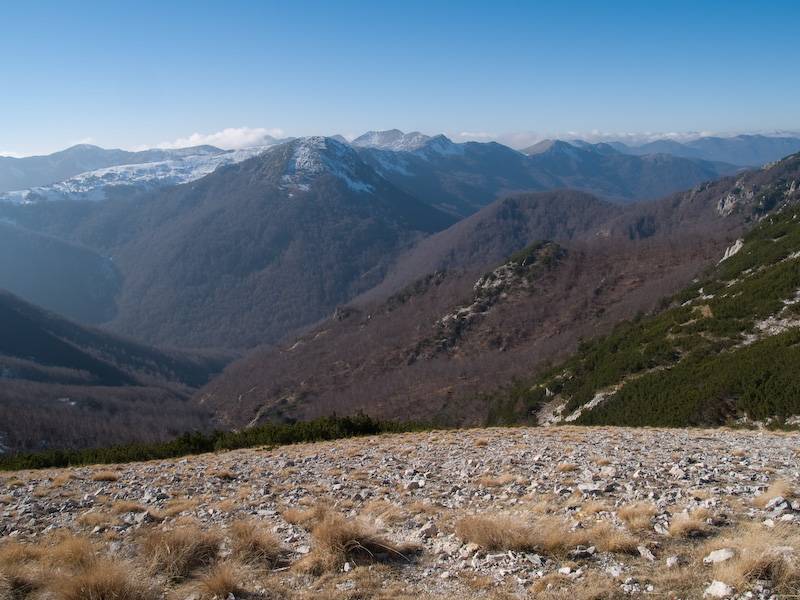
[1,426,799,599]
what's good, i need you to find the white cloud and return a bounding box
[69,136,96,147]
[457,132,498,140]
[453,131,548,150]
[0,150,21,158]
[156,127,285,150]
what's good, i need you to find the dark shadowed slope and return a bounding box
[0,289,229,453]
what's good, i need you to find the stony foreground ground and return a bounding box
[1,426,799,599]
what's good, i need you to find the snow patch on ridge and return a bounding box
[351,130,431,152]
[0,146,271,204]
[413,135,465,159]
[282,137,374,193]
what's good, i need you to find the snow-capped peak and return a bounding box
[0,145,274,204]
[413,135,465,158]
[281,137,374,193]
[523,139,581,160]
[351,130,432,152]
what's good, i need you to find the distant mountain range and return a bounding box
[5,131,797,211]
[2,129,800,452]
[2,131,798,349]
[606,134,800,167]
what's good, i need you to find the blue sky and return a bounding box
[2,0,799,156]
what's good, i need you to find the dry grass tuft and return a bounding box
[587,522,639,554]
[570,571,627,600]
[456,512,584,555]
[648,561,705,599]
[458,510,643,558]
[112,499,148,514]
[753,479,796,507]
[282,502,331,530]
[476,473,518,488]
[0,541,44,598]
[581,500,609,516]
[184,560,249,600]
[90,470,120,482]
[474,438,489,447]
[362,499,410,525]
[668,508,712,538]
[557,462,578,472]
[296,510,419,574]
[150,497,197,520]
[228,519,284,567]
[206,468,237,480]
[456,513,537,552]
[42,556,158,600]
[209,498,237,514]
[75,509,119,530]
[707,522,800,595]
[139,523,222,580]
[617,502,658,532]
[44,535,97,569]
[51,471,76,487]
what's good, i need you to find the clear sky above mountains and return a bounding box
[2,0,798,157]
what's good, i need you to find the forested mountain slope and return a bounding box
[197,153,800,429]
[0,289,229,453]
[508,189,800,428]
[0,138,456,349]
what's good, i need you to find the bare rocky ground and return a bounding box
[1,426,799,600]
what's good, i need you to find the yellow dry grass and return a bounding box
[41,556,158,600]
[282,502,331,529]
[112,499,148,514]
[753,479,796,508]
[205,468,237,480]
[150,497,197,520]
[362,499,411,525]
[456,511,642,558]
[139,523,222,580]
[587,521,639,554]
[90,470,120,482]
[179,560,249,600]
[668,507,712,538]
[476,473,518,488]
[617,501,658,532]
[75,509,119,530]
[705,522,800,596]
[228,519,284,567]
[295,510,419,574]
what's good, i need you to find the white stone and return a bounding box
[638,545,656,561]
[666,555,682,568]
[605,565,624,578]
[703,580,734,598]
[420,521,438,538]
[703,548,735,565]
[600,466,617,478]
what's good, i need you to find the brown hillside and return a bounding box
[196,153,800,429]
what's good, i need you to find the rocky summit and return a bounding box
[1,426,798,599]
